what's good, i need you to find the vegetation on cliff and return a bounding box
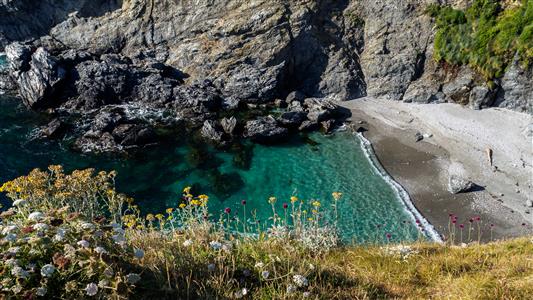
[0,166,531,299]
[428,0,533,80]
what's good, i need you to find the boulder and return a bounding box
[39,118,66,138]
[448,175,474,194]
[469,85,496,110]
[244,116,288,143]
[286,91,306,103]
[304,98,338,123]
[220,117,237,135]
[201,120,224,143]
[298,120,319,132]
[278,111,307,128]
[321,119,335,134]
[414,132,423,142]
[15,47,66,109]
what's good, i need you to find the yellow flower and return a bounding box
[155,214,164,220]
[146,214,155,221]
[191,200,201,206]
[183,186,191,194]
[166,208,174,214]
[312,209,318,214]
[179,203,186,209]
[198,194,209,201]
[268,197,277,204]
[332,192,343,201]
[312,201,321,207]
[308,218,313,221]
[290,196,298,203]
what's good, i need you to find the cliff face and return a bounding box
[0,0,531,151]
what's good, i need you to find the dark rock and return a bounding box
[286,91,306,103]
[274,99,287,108]
[93,110,123,132]
[244,116,288,143]
[74,132,120,153]
[304,98,337,123]
[442,68,475,105]
[220,117,237,135]
[298,120,319,132]
[5,42,32,74]
[494,55,533,114]
[39,118,65,138]
[414,132,423,142]
[278,111,307,128]
[201,120,224,144]
[120,126,157,147]
[469,85,497,110]
[13,47,66,109]
[448,175,474,194]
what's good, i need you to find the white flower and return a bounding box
[40,264,55,277]
[261,270,270,279]
[235,288,248,299]
[209,241,222,250]
[80,222,95,231]
[303,291,311,298]
[103,267,114,278]
[182,239,193,247]
[94,246,107,254]
[33,223,49,232]
[126,273,141,284]
[7,247,20,255]
[77,240,90,248]
[2,225,17,235]
[28,212,44,221]
[293,274,308,287]
[207,263,216,272]
[53,228,67,242]
[254,262,264,269]
[36,287,47,296]
[5,258,19,267]
[12,199,27,207]
[98,280,109,288]
[85,283,98,296]
[133,248,145,259]
[4,233,17,242]
[286,284,297,294]
[112,233,126,244]
[11,266,29,279]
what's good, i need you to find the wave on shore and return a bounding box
[356,132,443,242]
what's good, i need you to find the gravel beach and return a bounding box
[340,98,533,241]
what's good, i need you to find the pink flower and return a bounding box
[224,208,231,214]
[283,203,288,209]
[241,200,246,205]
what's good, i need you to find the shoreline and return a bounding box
[339,97,532,242]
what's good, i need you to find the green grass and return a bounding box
[427,0,533,79]
[1,166,532,299]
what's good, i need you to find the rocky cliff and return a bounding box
[0,0,531,152]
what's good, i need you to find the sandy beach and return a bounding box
[339,98,532,241]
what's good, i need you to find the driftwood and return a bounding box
[486,148,493,166]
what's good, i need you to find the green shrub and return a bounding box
[428,0,533,79]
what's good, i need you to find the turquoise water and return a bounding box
[0,54,422,242]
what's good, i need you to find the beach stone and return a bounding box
[415,132,424,142]
[448,175,474,194]
[526,200,533,208]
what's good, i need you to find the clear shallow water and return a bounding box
[0,70,423,243]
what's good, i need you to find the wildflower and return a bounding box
[4,233,17,242]
[98,280,109,288]
[293,274,308,287]
[261,270,270,279]
[235,288,248,299]
[179,203,186,209]
[53,228,67,242]
[183,186,191,194]
[224,207,231,214]
[133,248,144,259]
[146,214,155,221]
[155,214,164,220]
[12,199,27,207]
[241,199,246,205]
[207,263,216,272]
[52,253,70,270]
[11,266,29,279]
[112,232,126,245]
[290,196,298,203]
[312,201,321,207]
[386,233,392,239]
[85,283,98,296]
[94,246,107,254]
[33,223,49,232]
[126,273,141,284]
[77,240,90,248]
[103,267,114,278]
[36,287,47,296]
[166,208,174,214]
[283,202,288,209]
[254,262,264,269]
[28,211,44,221]
[183,239,193,247]
[303,291,311,298]
[40,264,55,277]
[210,241,222,250]
[268,196,277,204]
[286,284,297,294]
[332,192,343,200]
[7,246,20,255]
[80,222,96,231]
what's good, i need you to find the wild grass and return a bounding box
[427,0,533,80]
[0,166,532,299]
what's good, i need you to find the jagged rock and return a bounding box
[74,132,120,153]
[5,42,31,75]
[288,101,305,112]
[494,55,533,114]
[39,118,65,138]
[286,91,306,103]
[93,110,123,132]
[304,98,337,123]
[469,85,497,110]
[299,120,319,132]
[278,111,307,128]
[244,116,288,143]
[13,47,66,109]
[120,126,157,147]
[448,175,474,194]
[442,67,475,105]
[321,119,335,134]
[201,120,224,143]
[220,117,237,135]
[274,99,287,108]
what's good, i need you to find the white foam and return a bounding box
[356,132,443,243]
